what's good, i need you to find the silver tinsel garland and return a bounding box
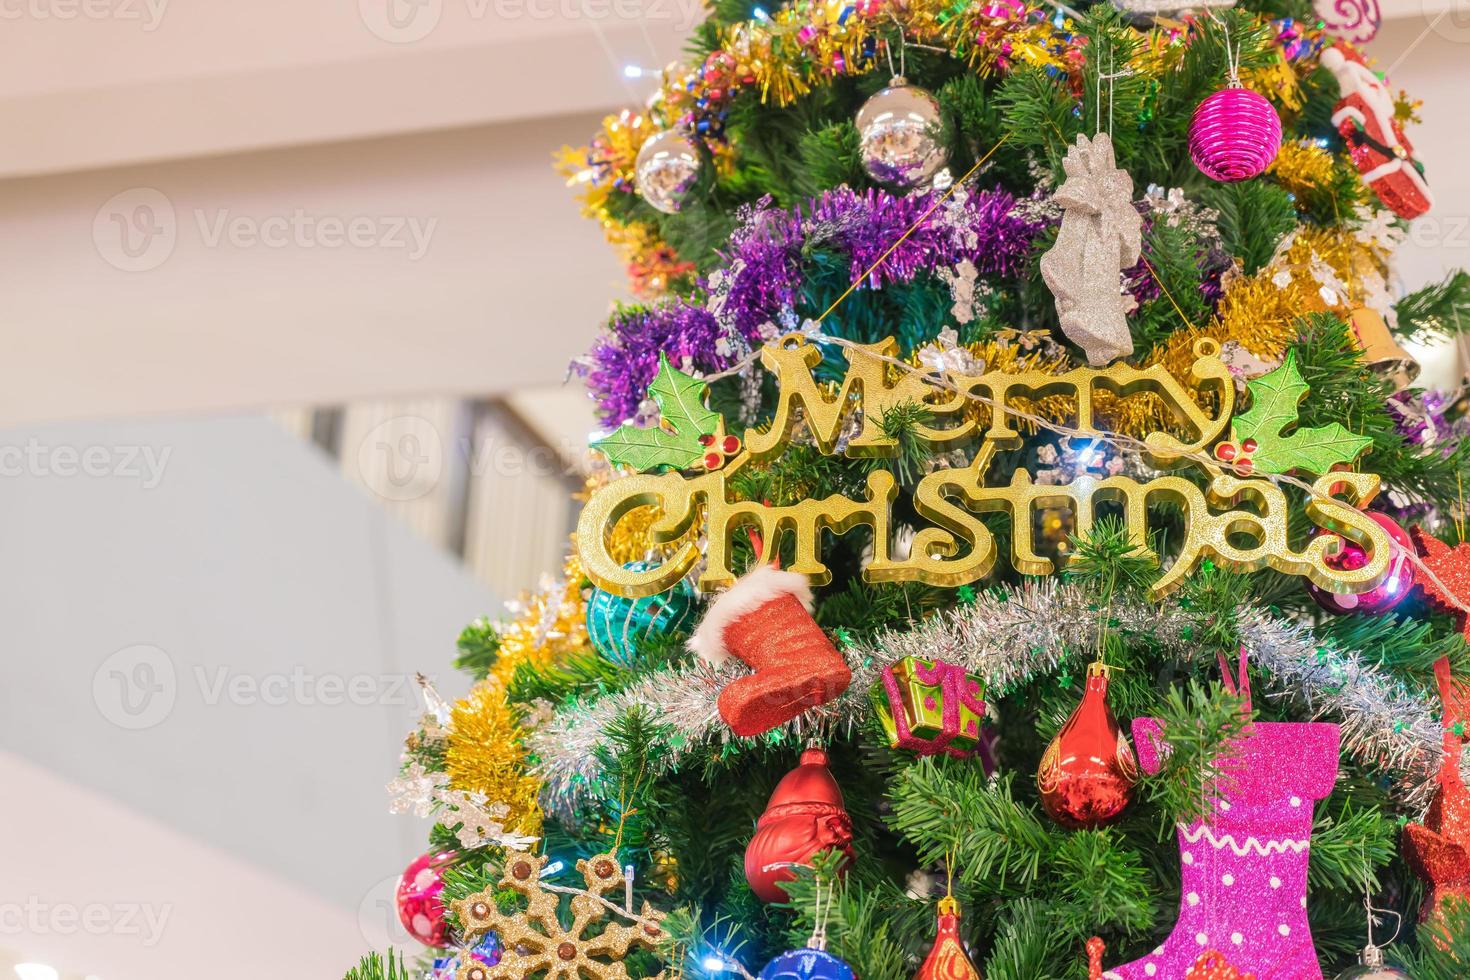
[528,579,1453,811]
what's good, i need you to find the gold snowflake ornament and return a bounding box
[451,851,667,980]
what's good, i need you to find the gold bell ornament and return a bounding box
[1349,308,1419,390]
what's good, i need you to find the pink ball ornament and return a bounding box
[1306,512,1415,615]
[396,849,456,947]
[1188,86,1282,182]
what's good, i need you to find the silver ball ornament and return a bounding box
[856,78,948,189]
[1331,945,1415,979]
[633,129,712,214]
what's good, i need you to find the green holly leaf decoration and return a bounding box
[1230,351,1373,476]
[592,353,724,472]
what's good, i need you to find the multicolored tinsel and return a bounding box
[558,7,1330,293]
[527,579,1455,811]
[582,185,1045,426]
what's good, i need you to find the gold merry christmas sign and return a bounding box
[577,335,1392,601]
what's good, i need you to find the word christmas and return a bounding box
[578,335,1393,601]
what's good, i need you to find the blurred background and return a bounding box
[0,2,1466,978]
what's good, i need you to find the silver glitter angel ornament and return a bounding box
[1039,132,1143,366]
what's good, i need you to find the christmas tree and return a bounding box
[353,2,1470,978]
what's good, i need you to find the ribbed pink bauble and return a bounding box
[1188,86,1282,181]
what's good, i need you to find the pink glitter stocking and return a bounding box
[1105,655,1340,979]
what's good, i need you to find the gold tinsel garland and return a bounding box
[446,681,545,839]
[1216,227,1391,360]
[1268,139,1337,198]
[444,548,600,840]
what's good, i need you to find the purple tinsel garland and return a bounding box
[582,186,1045,426]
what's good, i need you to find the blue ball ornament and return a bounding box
[585,560,698,665]
[757,948,857,980]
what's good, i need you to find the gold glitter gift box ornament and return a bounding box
[451,851,667,980]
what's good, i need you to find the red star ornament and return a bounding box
[1403,657,1470,926]
[1409,527,1470,643]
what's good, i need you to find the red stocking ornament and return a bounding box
[744,744,854,902]
[689,564,851,736]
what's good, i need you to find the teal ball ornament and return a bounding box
[585,561,698,665]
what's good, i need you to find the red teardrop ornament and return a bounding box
[1037,662,1138,829]
[915,897,982,980]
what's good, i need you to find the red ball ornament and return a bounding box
[1189,86,1282,182]
[396,849,455,947]
[744,744,854,902]
[1037,661,1138,829]
[1306,512,1415,615]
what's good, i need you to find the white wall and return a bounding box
[0,415,499,976]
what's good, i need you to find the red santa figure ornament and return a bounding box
[744,743,855,902]
[1320,44,1432,219]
